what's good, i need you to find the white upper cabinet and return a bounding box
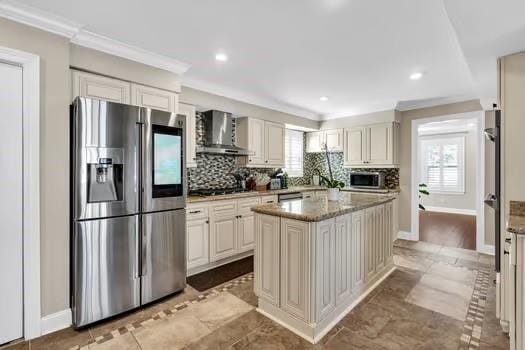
[325,129,344,152]
[344,127,367,165]
[343,122,399,167]
[179,102,197,168]
[306,131,325,153]
[236,117,285,168]
[265,121,285,166]
[72,70,131,104]
[130,83,178,113]
[306,129,343,153]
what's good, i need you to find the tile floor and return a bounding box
[2,239,509,350]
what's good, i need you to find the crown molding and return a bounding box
[395,95,479,111]
[71,30,190,75]
[182,76,321,121]
[0,1,190,75]
[0,0,80,37]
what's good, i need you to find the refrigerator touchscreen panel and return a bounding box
[152,124,183,198]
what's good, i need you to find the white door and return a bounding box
[0,62,24,344]
[306,131,324,153]
[248,118,265,166]
[325,129,344,152]
[186,218,209,270]
[264,121,285,166]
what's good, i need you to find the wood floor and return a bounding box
[419,210,477,250]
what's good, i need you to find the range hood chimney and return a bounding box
[196,110,252,156]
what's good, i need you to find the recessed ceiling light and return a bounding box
[410,72,423,80]
[215,53,228,62]
[320,96,329,102]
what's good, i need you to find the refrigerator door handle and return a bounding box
[135,216,141,279]
[141,216,148,277]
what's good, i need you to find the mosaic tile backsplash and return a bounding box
[187,115,399,190]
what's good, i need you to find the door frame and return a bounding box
[0,46,41,339]
[410,111,491,254]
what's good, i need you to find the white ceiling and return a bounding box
[7,0,525,120]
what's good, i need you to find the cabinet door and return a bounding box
[265,121,285,166]
[209,201,237,262]
[248,118,265,165]
[368,123,392,165]
[237,197,260,252]
[325,129,343,152]
[306,131,324,153]
[316,191,328,201]
[384,201,394,263]
[130,83,178,113]
[335,215,352,305]
[186,218,209,270]
[315,219,336,321]
[351,210,365,291]
[281,219,311,321]
[365,207,376,281]
[72,70,131,104]
[375,205,385,271]
[179,103,197,168]
[255,214,280,306]
[344,127,367,166]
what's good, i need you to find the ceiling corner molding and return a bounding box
[395,95,479,112]
[182,77,321,121]
[0,0,80,37]
[71,30,190,75]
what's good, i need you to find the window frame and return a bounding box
[419,134,466,194]
[284,128,304,178]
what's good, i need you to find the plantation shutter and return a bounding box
[284,129,304,177]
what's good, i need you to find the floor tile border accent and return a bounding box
[458,268,490,350]
[68,273,254,350]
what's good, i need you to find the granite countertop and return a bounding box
[507,201,525,235]
[251,193,396,222]
[187,186,400,203]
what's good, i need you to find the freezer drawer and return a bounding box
[141,209,186,304]
[72,215,140,327]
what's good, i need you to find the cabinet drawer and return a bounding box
[237,197,261,215]
[260,195,278,204]
[302,191,315,199]
[186,205,208,221]
[211,200,237,218]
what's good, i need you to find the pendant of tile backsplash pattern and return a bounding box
[187,113,399,190]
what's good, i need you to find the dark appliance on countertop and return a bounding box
[270,168,287,189]
[349,171,385,189]
[70,97,187,327]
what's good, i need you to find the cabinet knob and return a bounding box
[205,219,209,224]
[249,159,252,162]
[265,160,268,163]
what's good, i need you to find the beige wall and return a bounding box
[0,17,71,316]
[179,86,320,129]
[419,128,478,211]
[398,100,483,236]
[501,52,525,222]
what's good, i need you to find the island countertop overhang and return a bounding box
[251,193,396,222]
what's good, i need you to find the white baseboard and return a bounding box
[40,308,71,336]
[424,206,477,216]
[397,230,415,240]
[478,244,495,256]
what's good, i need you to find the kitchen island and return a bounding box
[252,193,396,344]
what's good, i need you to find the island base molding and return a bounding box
[257,265,396,344]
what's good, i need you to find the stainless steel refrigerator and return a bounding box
[70,97,186,327]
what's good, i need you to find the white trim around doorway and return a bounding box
[410,111,490,254]
[0,46,41,340]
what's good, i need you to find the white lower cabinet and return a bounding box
[254,201,395,343]
[209,201,238,262]
[237,197,260,252]
[255,214,280,306]
[186,217,209,270]
[335,215,352,305]
[281,219,311,320]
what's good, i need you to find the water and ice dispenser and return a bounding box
[86,148,124,203]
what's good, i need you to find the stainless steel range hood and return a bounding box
[196,110,252,155]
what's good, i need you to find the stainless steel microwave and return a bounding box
[349,172,385,189]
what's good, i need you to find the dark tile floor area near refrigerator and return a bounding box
[187,256,254,292]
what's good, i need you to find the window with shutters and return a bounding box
[284,129,304,177]
[420,135,465,193]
